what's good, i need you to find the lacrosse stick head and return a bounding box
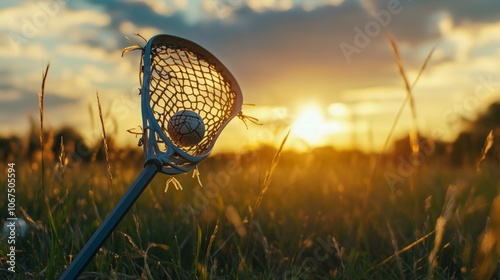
[139,34,243,175]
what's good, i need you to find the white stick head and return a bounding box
[139,34,243,174]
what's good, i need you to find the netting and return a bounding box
[144,38,239,157]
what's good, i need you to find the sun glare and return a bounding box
[291,106,347,146]
[327,102,350,117]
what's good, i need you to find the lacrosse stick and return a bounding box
[60,34,243,279]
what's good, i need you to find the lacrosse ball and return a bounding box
[167,110,205,146]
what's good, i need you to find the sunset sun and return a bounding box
[291,106,347,146]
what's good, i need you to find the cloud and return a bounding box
[125,0,188,16]
[246,0,293,12]
[55,44,121,63]
[0,41,49,60]
[0,85,23,102]
[445,0,500,25]
[0,2,111,52]
[221,0,347,14]
[0,86,78,115]
[119,21,162,40]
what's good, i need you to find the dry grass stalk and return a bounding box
[226,205,247,238]
[386,220,405,279]
[38,64,50,150]
[473,196,500,280]
[387,35,420,156]
[365,42,435,202]
[380,45,436,158]
[20,206,45,231]
[192,166,203,187]
[50,188,69,214]
[331,236,346,274]
[205,219,220,264]
[164,176,183,193]
[471,130,498,278]
[428,184,458,277]
[251,130,290,218]
[132,209,143,246]
[142,242,169,280]
[117,230,140,251]
[89,185,103,223]
[476,130,494,173]
[378,230,435,267]
[38,63,50,201]
[56,136,67,182]
[96,91,114,188]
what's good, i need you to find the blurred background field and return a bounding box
[0,99,499,279]
[2,1,500,279]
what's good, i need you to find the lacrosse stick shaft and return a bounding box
[60,162,160,280]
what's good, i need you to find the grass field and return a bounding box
[1,53,500,279]
[4,1,500,279]
[0,131,499,279]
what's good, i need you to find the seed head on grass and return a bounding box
[365,39,435,201]
[38,64,50,151]
[387,35,420,156]
[55,136,67,182]
[96,91,113,189]
[476,130,494,173]
[204,219,219,266]
[38,63,50,203]
[428,184,458,277]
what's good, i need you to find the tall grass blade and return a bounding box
[387,45,435,150]
[377,230,435,267]
[251,130,290,218]
[38,63,50,204]
[476,130,494,172]
[56,136,67,182]
[386,35,421,195]
[473,196,500,280]
[386,220,405,280]
[387,35,419,137]
[226,205,247,238]
[194,225,203,277]
[96,91,114,189]
[411,46,436,89]
[366,43,435,197]
[204,219,219,265]
[428,184,458,278]
[89,184,103,223]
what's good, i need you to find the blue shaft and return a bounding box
[60,162,160,279]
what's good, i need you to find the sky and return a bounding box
[1,0,500,153]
